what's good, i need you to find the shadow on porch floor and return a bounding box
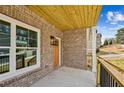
[31,66,96,87]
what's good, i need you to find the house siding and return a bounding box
[63,29,87,69]
[0,5,63,87]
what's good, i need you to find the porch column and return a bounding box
[92,26,96,72]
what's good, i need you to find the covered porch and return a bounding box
[0,5,103,87]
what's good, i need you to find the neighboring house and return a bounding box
[0,5,102,87]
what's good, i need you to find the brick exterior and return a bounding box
[0,5,87,87]
[0,5,63,87]
[63,29,87,69]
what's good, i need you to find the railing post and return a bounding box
[96,58,101,87]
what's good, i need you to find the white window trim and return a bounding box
[0,13,41,81]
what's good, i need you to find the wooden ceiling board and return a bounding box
[27,5,102,31]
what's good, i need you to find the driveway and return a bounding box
[31,66,96,87]
[100,54,124,58]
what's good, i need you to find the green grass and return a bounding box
[120,50,124,52]
[97,51,111,55]
[109,60,124,71]
[97,50,117,56]
[112,60,124,62]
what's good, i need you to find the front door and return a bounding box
[53,44,59,69]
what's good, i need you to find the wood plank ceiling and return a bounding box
[27,5,102,31]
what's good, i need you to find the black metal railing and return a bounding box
[100,64,119,87]
[97,57,124,87]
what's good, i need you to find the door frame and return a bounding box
[55,36,61,67]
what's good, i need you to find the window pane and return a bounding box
[28,30,37,47]
[29,30,37,39]
[16,49,37,69]
[28,39,37,47]
[16,26,28,47]
[16,26,37,47]
[0,20,10,46]
[0,49,9,74]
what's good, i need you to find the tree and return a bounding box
[104,39,108,46]
[116,28,124,44]
[109,39,112,45]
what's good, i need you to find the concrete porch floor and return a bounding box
[31,66,96,87]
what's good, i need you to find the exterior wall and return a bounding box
[0,5,88,87]
[0,5,63,87]
[86,28,92,71]
[63,29,87,69]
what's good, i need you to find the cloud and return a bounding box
[97,26,106,30]
[107,24,124,32]
[106,11,124,24]
[107,11,113,21]
[117,24,124,28]
[110,22,117,24]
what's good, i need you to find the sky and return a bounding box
[97,5,124,44]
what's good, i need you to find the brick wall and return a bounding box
[0,5,87,87]
[63,29,87,69]
[0,5,63,87]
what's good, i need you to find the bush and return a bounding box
[109,39,112,45]
[100,45,103,48]
[96,48,99,53]
[104,39,108,46]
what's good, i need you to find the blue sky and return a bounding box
[97,5,124,43]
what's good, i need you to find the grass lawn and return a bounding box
[99,44,124,54]
[97,51,109,55]
[97,50,117,56]
[108,60,124,71]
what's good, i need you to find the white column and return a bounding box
[86,28,92,52]
[10,22,16,72]
[92,26,96,72]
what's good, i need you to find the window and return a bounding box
[16,26,37,69]
[0,20,10,74]
[0,13,40,80]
